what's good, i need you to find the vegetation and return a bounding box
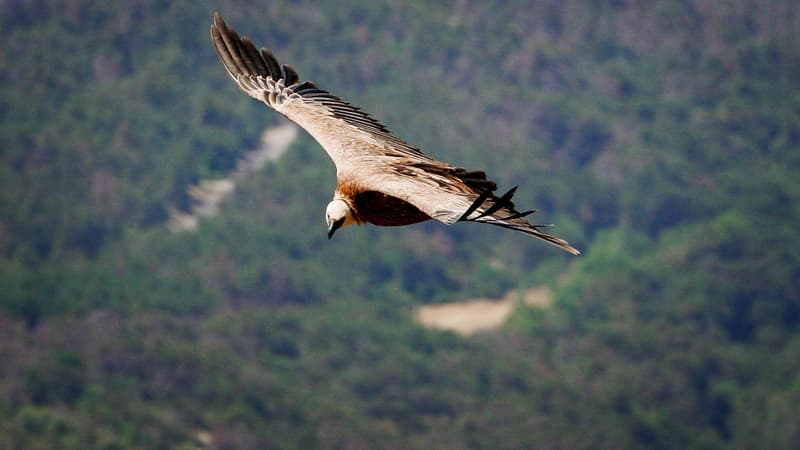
[1,0,798,448]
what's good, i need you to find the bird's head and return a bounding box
[325,198,356,239]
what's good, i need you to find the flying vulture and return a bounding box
[210,13,580,255]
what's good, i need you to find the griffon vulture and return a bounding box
[210,13,579,255]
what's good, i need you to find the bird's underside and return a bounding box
[210,12,580,255]
[352,191,430,226]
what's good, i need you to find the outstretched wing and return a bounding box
[211,13,431,166]
[211,13,579,255]
[456,186,580,254]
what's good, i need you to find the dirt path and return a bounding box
[414,286,553,336]
[168,123,298,232]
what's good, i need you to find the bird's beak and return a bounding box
[327,218,344,239]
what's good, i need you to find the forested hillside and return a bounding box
[1,1,799,448]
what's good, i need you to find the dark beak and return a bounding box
[327,218,344,239]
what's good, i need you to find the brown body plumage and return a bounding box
[351,191,430,226]
[210,13,580,255]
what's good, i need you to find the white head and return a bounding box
[325,198,356,239]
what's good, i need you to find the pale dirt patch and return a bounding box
[414,286,553,336]
[518,285,553,308]
[168,123,298,232]
[233,122,299,177]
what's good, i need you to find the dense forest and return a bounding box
[1,0,799,448]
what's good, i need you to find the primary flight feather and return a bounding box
[210,13,580,255]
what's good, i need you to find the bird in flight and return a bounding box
[210,13,579,255]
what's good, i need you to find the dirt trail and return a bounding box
[168,123,298,232]
[415,286,553,336]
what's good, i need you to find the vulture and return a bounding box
[210,13,580,255]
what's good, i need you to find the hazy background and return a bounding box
[1,1,798,448]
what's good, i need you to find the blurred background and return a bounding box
[1,0,799,448]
